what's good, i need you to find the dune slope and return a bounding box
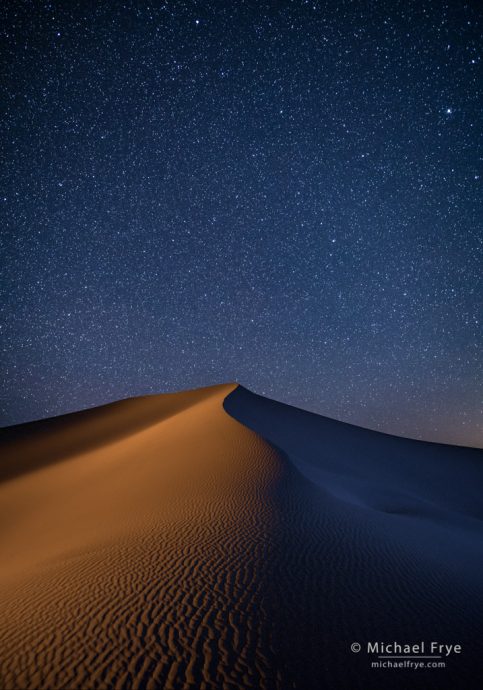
[224,386,483,690]
[0,384,286,690]
[1,383,482,690]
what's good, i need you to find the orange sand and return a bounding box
[0,384,284,690]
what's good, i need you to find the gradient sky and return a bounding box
[1,0,481,446]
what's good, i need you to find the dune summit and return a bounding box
[0,384,482,690]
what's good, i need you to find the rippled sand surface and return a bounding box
[1,383,482,690]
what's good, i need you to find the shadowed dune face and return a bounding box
[224,386,483,690]
[1,384,483,690]
[224,386,483,523]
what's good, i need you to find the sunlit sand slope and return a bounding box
[0,384,286,690]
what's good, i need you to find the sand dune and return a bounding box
[1,384,482,689]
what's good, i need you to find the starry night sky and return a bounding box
[1,0,481,446]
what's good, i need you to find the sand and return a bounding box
[1,383,482,690]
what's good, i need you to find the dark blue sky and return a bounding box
[1,0,481,446]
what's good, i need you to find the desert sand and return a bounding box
[1,384,482,690]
